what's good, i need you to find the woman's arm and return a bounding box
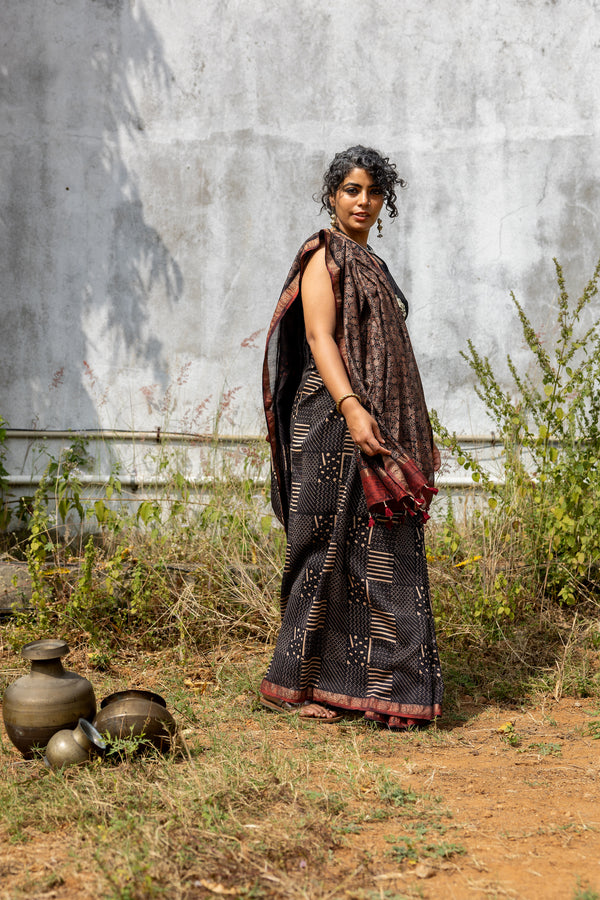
[301,247,390,457]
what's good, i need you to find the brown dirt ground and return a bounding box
[242,697,600,899]
[338,697,600,899]
[2,653,600,899]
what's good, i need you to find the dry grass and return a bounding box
[2,641,600,899]
[0,645,462,900]
[425,504,600,707]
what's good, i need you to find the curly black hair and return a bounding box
[319,145,406,219]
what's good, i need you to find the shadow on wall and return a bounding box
[0,0,183,431]
[98,1,183,375]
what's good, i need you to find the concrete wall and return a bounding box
[1,0,599,484]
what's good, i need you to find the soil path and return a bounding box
[327,698,600,898]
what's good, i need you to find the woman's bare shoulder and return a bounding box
[301,242,334,315]
[303,244,327,276]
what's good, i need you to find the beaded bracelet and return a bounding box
[336,392,361,414]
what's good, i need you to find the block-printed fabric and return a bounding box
[261,356,443,724]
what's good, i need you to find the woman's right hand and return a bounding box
[342,399,391,457]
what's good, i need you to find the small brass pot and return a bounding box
[2,639,96,758]
[93,689,176,752]
[44,718,106,771]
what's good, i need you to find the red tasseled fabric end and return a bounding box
[358,453,438,528]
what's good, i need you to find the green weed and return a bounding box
[432,255,600,615]
[586,720,600,739]
[387,835,465,864]
[573,883,600,900]
[4,436,282,656]
[527,741,562,757]
[502,730,522,748]
[378,784,419,807]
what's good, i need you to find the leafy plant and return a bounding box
[527,742,562,757]
[432,256,600,613]
[0,415,10,531]
[573,884,600,900]
[7,435,281,653]
[93,467,126,536]
[585,719,600,740]
[23,475,55,628]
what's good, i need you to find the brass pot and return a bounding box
[44,718,106,771]
[2,639,96,758]
[93,689,176,752]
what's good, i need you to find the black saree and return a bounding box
[260,230,443,726]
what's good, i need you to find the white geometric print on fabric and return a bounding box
[370,607,397,643]
[291,423,310,454]
[366,550,394,584]
[367,667,393,698]
[300,656,321,689]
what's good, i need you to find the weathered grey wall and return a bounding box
[1,0,599,482]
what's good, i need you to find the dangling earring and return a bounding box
[377,217,383,238]
[330,209,337,229]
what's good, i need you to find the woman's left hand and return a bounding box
[432,443,441,472]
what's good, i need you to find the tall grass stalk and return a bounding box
[431,256,600,619]
[5,439,283,657]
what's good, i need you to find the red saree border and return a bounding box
[260,678,442,722]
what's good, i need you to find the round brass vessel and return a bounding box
[2,639,97,758]
[93,689,176,752]
[45,718,107,771]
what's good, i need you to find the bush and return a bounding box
[6,440,283,655]
[431,255,600,615]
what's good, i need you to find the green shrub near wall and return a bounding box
[431,256,600,618]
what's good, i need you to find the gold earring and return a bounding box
[330,209,337,229]
[377,218,383,238]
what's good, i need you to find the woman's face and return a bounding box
[330,167,385,246]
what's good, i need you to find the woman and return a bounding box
[260,146,443,728]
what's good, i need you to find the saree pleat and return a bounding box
[260,356,443,722]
